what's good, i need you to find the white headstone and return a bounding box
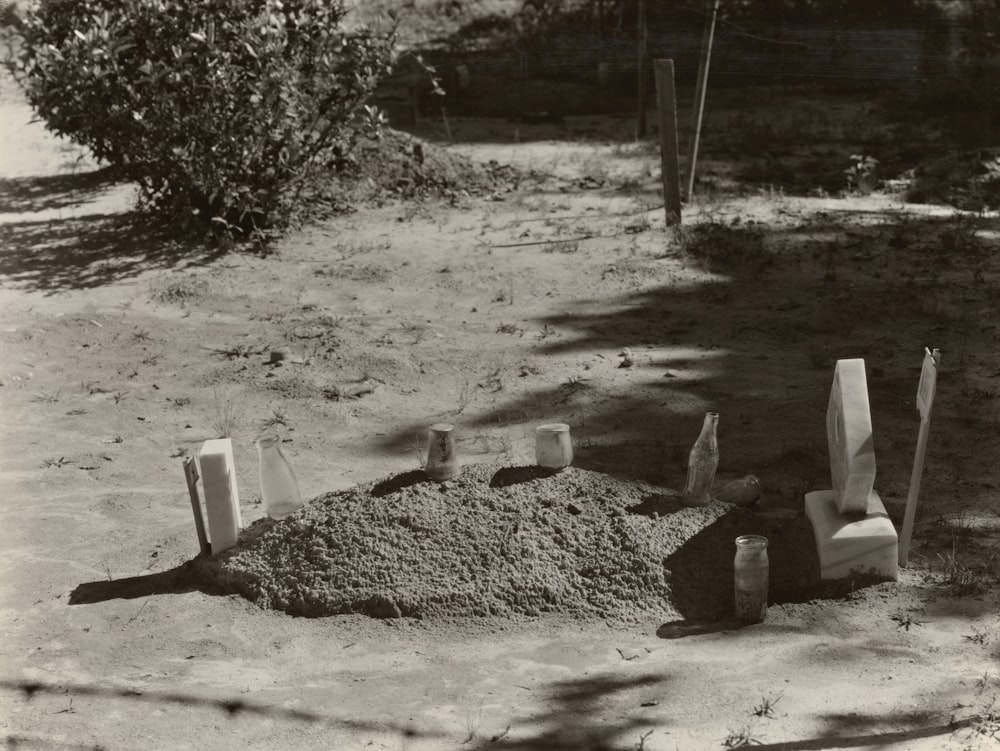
[826,358,876,514]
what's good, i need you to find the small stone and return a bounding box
[269,347,292,364]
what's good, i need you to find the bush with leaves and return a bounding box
[11,0,395,234]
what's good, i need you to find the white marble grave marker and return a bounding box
[826,358,876,514]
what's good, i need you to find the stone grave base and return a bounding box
[805,489,898,581]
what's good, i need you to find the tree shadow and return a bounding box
[0,167,119,214]
[375,208,996,528]
[467,672,669,751]
[0,211,224,295]
[745,709,975,750]
[664,505,898,624]
[0,678,431,740]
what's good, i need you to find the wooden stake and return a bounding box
[441,106,453,143]
[685,0,720,201]
[898,348,940,567]
[654,59,682,226]
[636,0,648,138]
[183,456,211,557]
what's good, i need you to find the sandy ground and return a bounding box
[2,61,1000,751]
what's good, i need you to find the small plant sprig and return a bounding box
[965,629,990,646]
[845,154,878,194]
[752,694,782,719]
[722,722,763,747]
[891,611,927,631]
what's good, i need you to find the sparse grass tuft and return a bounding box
[150,276,209,305]
[937,532,994,597]
[677,220,769,275]
[205,342,267,360]
[211,384,243,438]
[259,407,291,431]
[752,694,782,719]
[722,722,762,747]
[891,611,927,631]
[496,322,524,336]
[965,629,990,646]
[633,729,654,750]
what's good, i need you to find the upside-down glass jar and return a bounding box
[535,423,573,469]
[425,423,460,481]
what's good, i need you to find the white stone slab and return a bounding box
[826,358,877,514]
[805,489,897,581]
[198,438,242,555]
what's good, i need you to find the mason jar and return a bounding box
[734,535,769,624]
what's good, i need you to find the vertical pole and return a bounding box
[183,457,211,557]
[597,0,604,61]
[636,0,648,138]
[686,0,720,201]
[654,59,682,226]
[898,348,941,567]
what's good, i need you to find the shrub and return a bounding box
[11,0,395,234]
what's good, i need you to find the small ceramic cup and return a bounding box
[535,423,573,469]
[425,422,460,481]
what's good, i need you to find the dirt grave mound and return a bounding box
[197,462,844,623]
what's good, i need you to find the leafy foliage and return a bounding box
[11,0,395,234]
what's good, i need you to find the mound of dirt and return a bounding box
[335,129,530,204]
[197,462,851,623]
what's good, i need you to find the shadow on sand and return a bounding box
[0,169,224,294]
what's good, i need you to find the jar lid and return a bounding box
[735,534,768,548]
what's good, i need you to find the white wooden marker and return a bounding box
[898,347,940,567]
[198,438,243,555]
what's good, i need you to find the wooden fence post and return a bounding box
[686,0,720,201]
[654,59,682,226]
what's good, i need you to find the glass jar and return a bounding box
[255,433,304,519]
[425,423,459,481]
[734,535,769,624]
[535,423,573,469]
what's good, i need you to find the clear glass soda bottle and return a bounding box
[681,411,719,507]
[734,535,769,624]
[255,433,304,519]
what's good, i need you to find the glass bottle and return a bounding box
[255,433,304,519]
[734,535,769,624]
[681,411,719,507]
[425,423,459,481]
[535,423,573,469]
